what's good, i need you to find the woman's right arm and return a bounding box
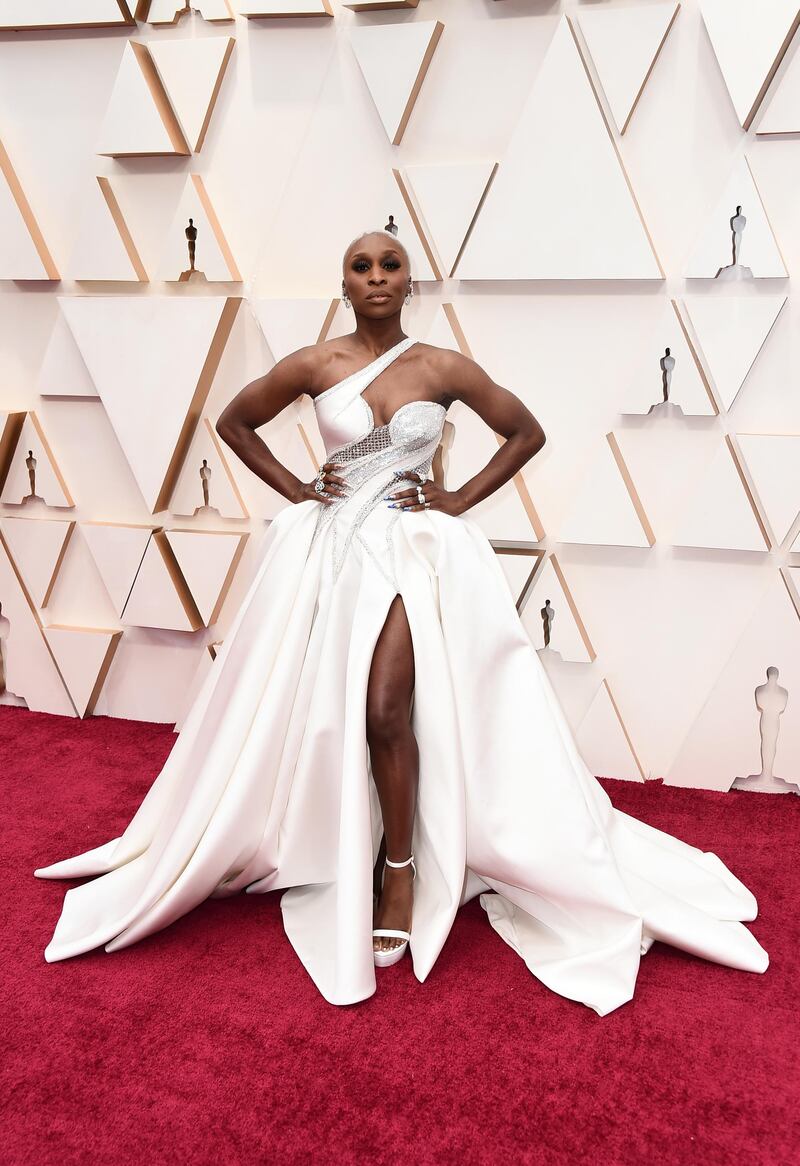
[215,347,347,505]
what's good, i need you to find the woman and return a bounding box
[35,230,769,1015]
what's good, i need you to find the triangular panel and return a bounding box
[96,41,189,158]
[457,17,663,280]
[60,296,240,513]
[43,625,122,718]
[681,295,786,410]
[148,36,234,152]
[684,156,788,277]
[403,161,497,277]
[0,517,74,606]
[577,2,679,134]
[349,20,444,145]
[699,0,800,128]
[0,139,58,279]
[66,176,147,282]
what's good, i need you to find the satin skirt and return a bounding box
[35,499,768,1015]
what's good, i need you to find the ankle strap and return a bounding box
[385,855,414,868]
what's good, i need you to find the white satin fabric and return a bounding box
[35,336,769,1015]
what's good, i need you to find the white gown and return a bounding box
[35,336,769,1015]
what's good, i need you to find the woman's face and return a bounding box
[343,235,410,315]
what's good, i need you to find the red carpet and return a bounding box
[3,704,796,1165]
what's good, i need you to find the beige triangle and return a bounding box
[0,139,58,279]
[758,32,800,133]
[576,680,645,783]
[169,418,249,519]
[80,522,153,616]
[165,529,247,625]
[156,174,241,281]
[667,571,800,790]
[239,0,332,13]
[0,413,73,508]
[0,2,135,29]
[681,295,786,411]
[43,626,121,718]
[0,517,73,606]
[684,156,788,277]
[121,535,197,631]
[620,299,715,416]
[457,17,662,279]
[519,553,594,663]
[403,161,497,276]
[37,304,98,398]
[349,19,443,144]
[60,296,240,512]
[736,434,800,546]
[0,540,75,715]
[612,426,721,545]
[250,298,335,362]
[148,36,234,152]
[96,41,189,158]
[66,176,147,281]
[671,437,769,551]
[558,434,654,547]
[577,2,679,134]
[700,0,800,128]
[344,1,416,9]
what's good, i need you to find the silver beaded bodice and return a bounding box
[309,338,447,588]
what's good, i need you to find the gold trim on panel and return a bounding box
[391,167,442,281]
[166,527,249,626]
[549,552,597,662]
[449,161,498,278]
[567,14,665,280]
[152,528,204,631]
[602,677,647,781]
[43,625,123,719]
[0,530,78,717]
[190,174,241,280]
[0,412,26,495]
[725,433,773,550]
[98,42,191,159]
[606,431,656,547]
[393,20,443,146]
[41,521,77,608]
[0,2,135,29]
[0,139,59,280]
[155,297,242,514]
[343,1,419,9]
[97,176,148,282]
[672,298,718,414]
[239,1,333,17]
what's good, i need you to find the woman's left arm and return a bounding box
[388,348,546,516]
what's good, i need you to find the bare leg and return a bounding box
[366,593,418,954]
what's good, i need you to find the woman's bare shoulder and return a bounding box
[287,336,361,399]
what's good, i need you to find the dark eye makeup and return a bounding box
[352,258,401,271]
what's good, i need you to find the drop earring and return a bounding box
[341,282,351,310]
[404,282,413,305]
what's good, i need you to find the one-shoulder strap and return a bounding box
[314,336,417,411]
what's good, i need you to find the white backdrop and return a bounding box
[1,0,799,795]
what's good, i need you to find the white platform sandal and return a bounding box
[372,854,416,968]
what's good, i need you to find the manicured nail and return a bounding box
[384,494,394,500]
[387,502,398,508]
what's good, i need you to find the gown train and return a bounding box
[34,336,769,1015]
